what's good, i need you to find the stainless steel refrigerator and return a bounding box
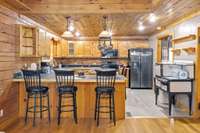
[128,48,153,89]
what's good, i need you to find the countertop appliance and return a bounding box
[128,48,153,89]
[41,60,51,74]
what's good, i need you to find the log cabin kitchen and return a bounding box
[0,0,200,133]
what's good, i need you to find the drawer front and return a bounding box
[170,82,192,92]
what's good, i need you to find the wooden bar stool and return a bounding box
[54,70,78,125]
[94,70,116,126]
[22,70,51,127]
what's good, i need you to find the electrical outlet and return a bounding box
[0,109,3,117]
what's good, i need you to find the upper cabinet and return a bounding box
[16,24,63,58]
[16,25,39,57]
[16,26,149,58]
[38,30,52,57]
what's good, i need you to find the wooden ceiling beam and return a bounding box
[19,3,151,14]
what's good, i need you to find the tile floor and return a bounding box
[125,88,191,118]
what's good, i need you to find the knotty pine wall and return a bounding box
[0,5,41,129]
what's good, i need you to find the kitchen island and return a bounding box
[13,70,126,120]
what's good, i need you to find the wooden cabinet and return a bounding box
[38,30,52,57]
[51,39,68,57]
[52,39,63,57]
[61,40,148,58]
[74,41,98,57]
[61,39,68,56]
[16,25,39,57]
[91,41,101,57]
[16,26,149,58]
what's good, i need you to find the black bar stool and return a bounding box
[94,70,116,126]
[54,69,78,125]
[22,70,51,127]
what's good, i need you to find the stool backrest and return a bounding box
[124,67,129,77]
[96,70,116,88]
[54,70,75,88]
[22,70,41,92]
[121,65,126,75]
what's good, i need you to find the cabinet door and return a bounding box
[74,41,83,56]
[61,39,68,56]
[91,41,101,57]
[38,30,46,56]
[46,35,52,57]
[118,41,128,57]
[82,41,92,57]
[38,31,51,56]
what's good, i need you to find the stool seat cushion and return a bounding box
[58,86,77,93]
[95,87,115,93]
[27,86,49,94]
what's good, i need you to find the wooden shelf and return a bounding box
[172,34,196,44]
[171,49,181,56]
[17,24,39,57]
[182,47,196,54]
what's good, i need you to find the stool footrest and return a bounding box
[27,106,49,113]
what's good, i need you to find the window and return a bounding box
[161,35,172,61]
[68,42,74,56]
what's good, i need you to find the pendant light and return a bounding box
[62,17,74,38]
[99,16,111,37]
[98,16,112,51]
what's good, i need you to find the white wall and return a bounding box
[149,14,200,110]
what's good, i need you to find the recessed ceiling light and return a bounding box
[149,13,157,23]
[75,32,80,37]
[156,26,161,30]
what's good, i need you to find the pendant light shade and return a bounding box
[62,17,74,38]
[99,16,111,37]
[99,30,111,37]
[98,16,112,52]
[62,30,74,38]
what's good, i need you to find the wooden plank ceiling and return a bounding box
[3,0,200,36]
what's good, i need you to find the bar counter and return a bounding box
[13,71,126,120]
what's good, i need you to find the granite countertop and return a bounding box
[13,69,126,83]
